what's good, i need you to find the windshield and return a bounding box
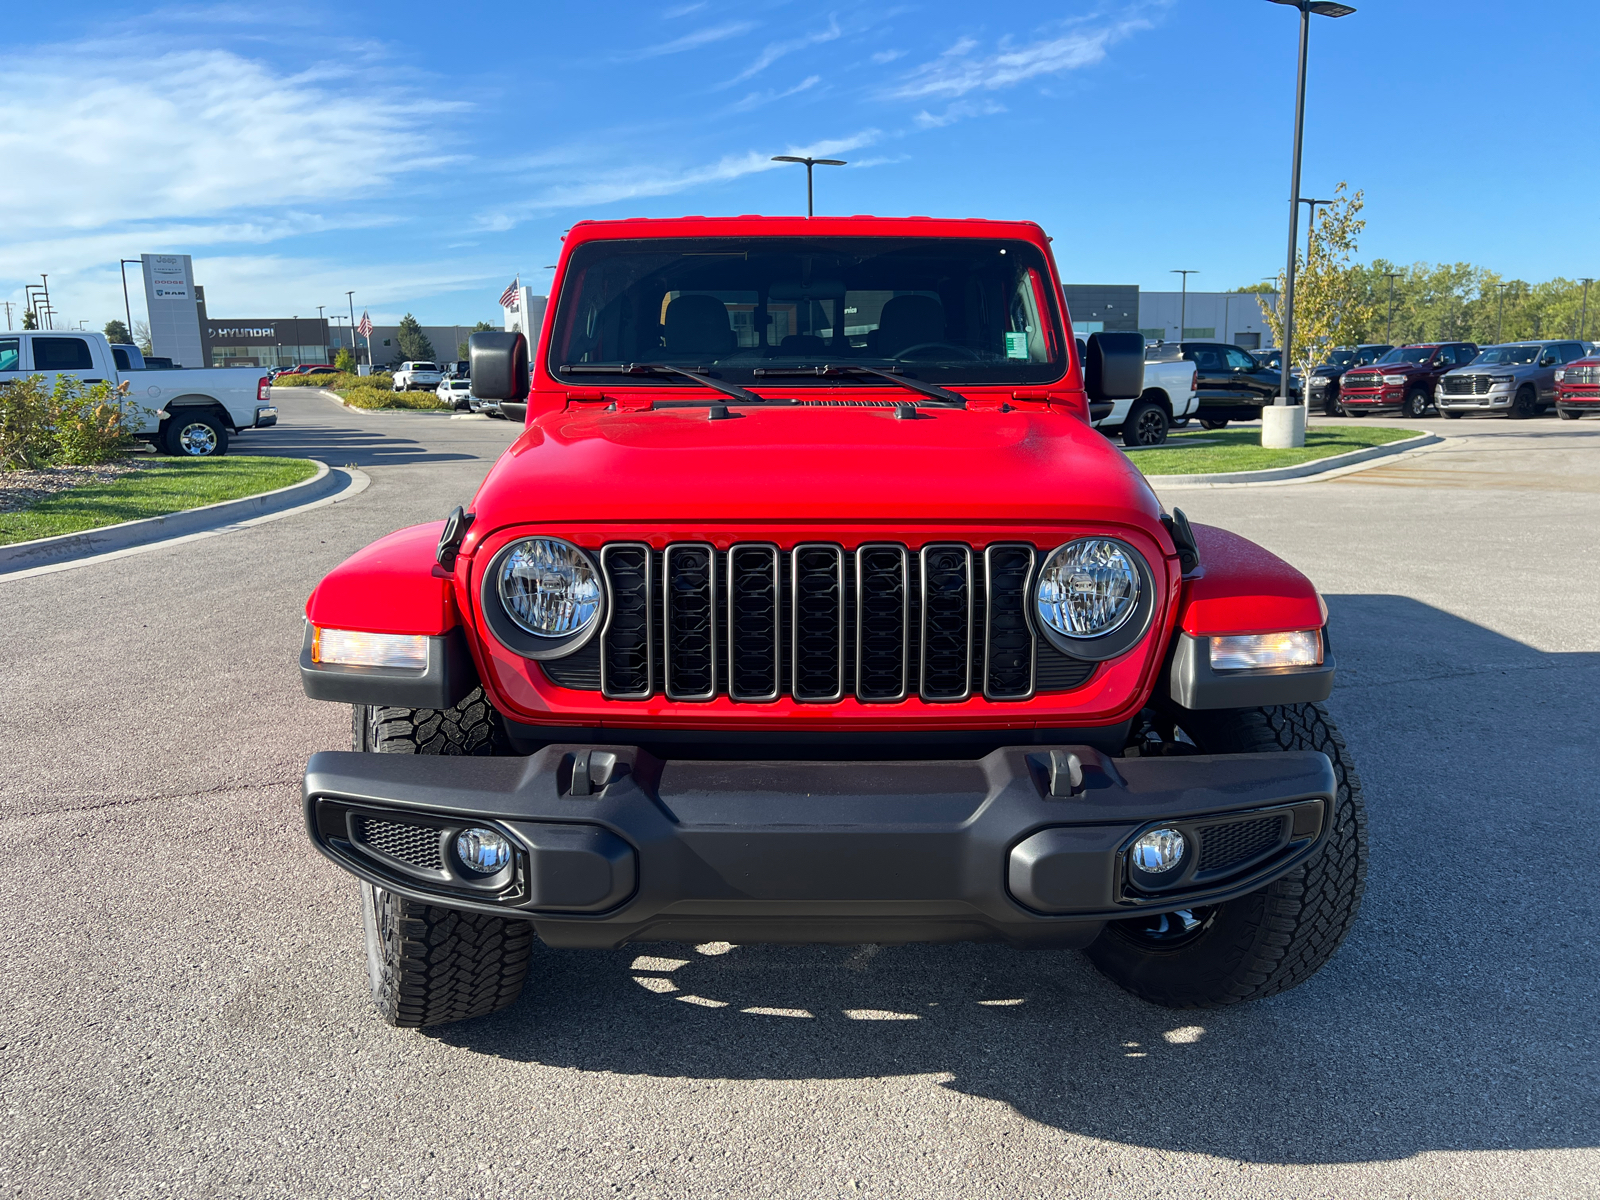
[1355,347,1386,365]
[548,236,1067,387]
[1470,344,1541,365]
[1324,350,1357,368]
[1378,347,1436,365]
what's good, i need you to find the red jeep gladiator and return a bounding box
[1555,353,1600,419]
[299,216,1366,1027]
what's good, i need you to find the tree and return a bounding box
[132,320,153,355]
[22,309,37,330]
[104,319,131,344]
[396,313,434,362]
[1259,182,1375,377]
[333,347,357,373]
[1229,283,1277,294]
[459,321,497,360]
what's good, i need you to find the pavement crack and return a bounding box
[2,776,298,822]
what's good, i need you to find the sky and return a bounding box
[3,0,1598,331]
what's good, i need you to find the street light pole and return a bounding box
[1578,278,1593,342]
[1382,271,1403,345]
[119,259,141,342]
[346,291,357,356]
[1170,270,1198,342]
[770,155,848,217]
[1265,0,1355,447]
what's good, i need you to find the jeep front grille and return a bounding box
[541,541,1096,702]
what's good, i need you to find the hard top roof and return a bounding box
[563,214,1050,244]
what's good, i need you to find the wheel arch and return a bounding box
[163,396,238,432]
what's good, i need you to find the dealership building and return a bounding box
[1062,284,1280,349]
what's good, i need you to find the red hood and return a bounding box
[466,399,1165,538]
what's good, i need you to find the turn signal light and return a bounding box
[1209,630,1322,672]
[312,627,428,669]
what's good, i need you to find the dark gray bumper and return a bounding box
[303,744,1335,950]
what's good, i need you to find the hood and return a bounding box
[467,401,1165,535]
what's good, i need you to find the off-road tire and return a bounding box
[1122,399,1170,447]
[1401,387,1430,418]
[1086,702,1367,1008]
[352,689,530,1027]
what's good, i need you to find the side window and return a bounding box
[112,347,131,370]
[1561,343,1584,363]
[32,337,95,371]
[1224,346,1256,371]
[0,337,19,372]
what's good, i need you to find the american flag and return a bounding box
[357,310,372,338]
[499,278,520,310]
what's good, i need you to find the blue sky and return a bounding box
[3,0,1598,330]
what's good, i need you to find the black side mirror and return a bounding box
[1084,331,1145,404]
[469,331,529,401]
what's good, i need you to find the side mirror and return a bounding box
[469,331,529,401]
[1084,331,1145,405]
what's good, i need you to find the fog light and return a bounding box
[1131,828,1186,876]
[312,627,428,669]
[1209,630,1322,672]
[456,827,511,873]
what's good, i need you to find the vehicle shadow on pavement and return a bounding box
[429,595,1599,1164]
[249,424,482,467]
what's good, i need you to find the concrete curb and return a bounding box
[0,458,348,576]
[1144,432,1444,487]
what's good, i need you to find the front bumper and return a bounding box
[303,744,1335,949]
[1437,388,1512,411]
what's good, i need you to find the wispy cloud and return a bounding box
[624,21,755,60]
[730,74,823,112]
[477,132,880,229]
[887,18,1150,99]
[663,1,707,16]
[913,98,1007,129]
[870,48,906,64]
[725,18,842,85]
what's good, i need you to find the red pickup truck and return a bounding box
[1555,354,1600,419]
[298,216,1365,1028]
[1337,342,1479,417]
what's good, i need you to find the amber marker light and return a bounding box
[1209,631,1323,672]
[312,627,429,669]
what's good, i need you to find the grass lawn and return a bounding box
[0,456,319,545]
[1132,425,1417,476]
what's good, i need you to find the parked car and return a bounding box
[1305,344,1393,416]
[437,378,474,410]
[1081,339,1197,446]
[393,361,445,392]
[1338,342,1478,418]
[297,214,1365,1030]
[1436,340,1587,419]
[1554,352,1600,419]
[0,330,275,456]
[1178,341,1301,428]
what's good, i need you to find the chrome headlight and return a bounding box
[1382,374,1407,385]
[1034,538,1154,661]
[482,537,606,659]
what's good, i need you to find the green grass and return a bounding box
[1132,425,1417,476]
[0,456,319,545]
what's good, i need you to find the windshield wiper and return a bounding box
[558,362,767,405]
[752,364,966,408]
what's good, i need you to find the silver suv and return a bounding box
[1437,340,1587,419]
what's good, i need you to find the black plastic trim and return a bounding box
[1166,630,1336,710]
[299,624,478,709]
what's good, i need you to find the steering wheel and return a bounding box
[890,342,983,362]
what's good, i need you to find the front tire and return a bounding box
[1401,387,1430,418]
[1559,407,1580,420]
[1086,703,1367,1008]
[1512,385,1538,418]
[353,690,532,1027]
[1198,418,1229,431]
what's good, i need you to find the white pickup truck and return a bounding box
[392,361,444,392]
[0,330,275,457]
[1077,338,1198,446]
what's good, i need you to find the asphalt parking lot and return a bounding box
[1,394,1596,1199]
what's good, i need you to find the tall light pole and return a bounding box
[119,259,141,342]
[1170,270,1198,342]
[346,291,357,354]
[1578,278,1593,342]
[1298,196,1333,266]
[1382,270,1403,346]
[1266,0,1356,448]
[770,155,847,217]
[1494,283,1510,344]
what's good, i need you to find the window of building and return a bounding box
[1182,326,1216,339]
[1139,328,1167,341]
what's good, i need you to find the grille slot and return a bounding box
[1443,374,1492,396]
[919,544,973,702]
[1197,816,1284,873]
[357,818,444,872]
[727,544,781,702]
[664,543,717,701]
[983,544,1036,700]
[792,544,846,702]
[855,544,909,702]
[600,543,653,699]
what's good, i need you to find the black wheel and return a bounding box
[1122,399,1170,447]
[353,691,533,1027]
[163,411,229,457]
[1321,390,1342,418]
[1512,386,1539,418]
[1198,418,1229,431]
[1559,407,1580,420]
[1401,387,1430,418]
[1086,703,1367,1008]
[1443,409,1464,419]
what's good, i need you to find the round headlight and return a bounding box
[1036,538,1142,640]
[496,538,602,637]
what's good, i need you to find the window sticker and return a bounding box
[1005,331,1029,360]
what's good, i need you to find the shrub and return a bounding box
[0,376,56,469]
[53,377,150,465]
[341,387,449,410]
[274,371,392,389]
